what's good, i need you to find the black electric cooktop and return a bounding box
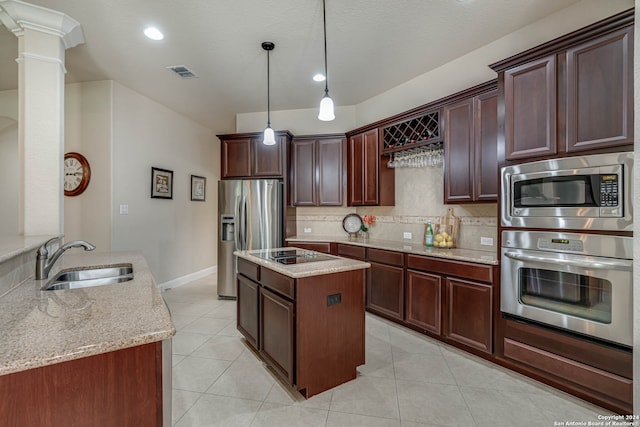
[254,249,335,265]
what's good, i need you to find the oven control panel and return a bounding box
[537,238,584,253]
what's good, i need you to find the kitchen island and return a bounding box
[0,250,175,426]
[234,248,370,398]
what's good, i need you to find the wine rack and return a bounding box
[382,109,440,154]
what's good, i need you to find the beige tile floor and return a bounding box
[162,274,614,427]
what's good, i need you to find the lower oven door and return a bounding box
[501,247,632,347]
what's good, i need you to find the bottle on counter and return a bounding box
[425,223,434,247]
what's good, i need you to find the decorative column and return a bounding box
[0,0,84,235]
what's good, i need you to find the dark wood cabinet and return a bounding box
[0,342,163,426]
[444,86,498,203]
[237,274,260,349]
[565,26,633,153]
[405,269,442,335]
[254,136,285,177]
[492,11,634,161]
[286,240,333,254]
[260,287,295,384]
[367,261,404,321]
[503,55,557,160]
[236,258,366,398]
[474,91,499,201]
[219,131,292,179]
[445,277,493,353]
[221,137,252,178]
[365,248,405,321]
[347,129,394,206]
[291,135,344,207]
[405,254,495,354]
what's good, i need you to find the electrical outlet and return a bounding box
[119,204,129,215]
[403,232,412,240]
[480,237,493,246]
[303,227,312,233]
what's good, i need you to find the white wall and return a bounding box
[0,117,18,235]
[63,81,112,250]
[236,105,356,135]
[0,90,19,236]
[111,82,218,284]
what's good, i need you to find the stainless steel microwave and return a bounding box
[501,152,633,231]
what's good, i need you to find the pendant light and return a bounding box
[318,0,335,121]
[262,41,276,145]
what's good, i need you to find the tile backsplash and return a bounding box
[295,166,498,252]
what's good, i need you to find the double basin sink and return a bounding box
[42,263,134,291]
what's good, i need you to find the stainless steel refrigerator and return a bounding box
[217,179,283,299]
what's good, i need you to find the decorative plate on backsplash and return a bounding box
[342,213,363,235]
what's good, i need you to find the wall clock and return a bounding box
[64,152,91,196]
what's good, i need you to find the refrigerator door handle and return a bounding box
[235,195,243,251]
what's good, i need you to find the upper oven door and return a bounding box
[501,152,633,231]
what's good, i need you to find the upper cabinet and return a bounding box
[443,87,498,203]
[492,10,634,161]
[219,132,293,179]
[565,27,633,153]
[290,135,345,207]
[347,129,395,206]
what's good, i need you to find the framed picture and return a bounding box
[151,167,173,199]
[191,175,206,201]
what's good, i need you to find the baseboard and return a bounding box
[159,266,217,290]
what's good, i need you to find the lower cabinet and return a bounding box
[367,262,404,321]
[403,254,495,355]
[237,274,260,349]
[0,342,163,426]
[260,287,295,384]
[445,277,492,353]
[236,258,366,398]
[405,270,442,335]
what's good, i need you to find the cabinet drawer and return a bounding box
[287,241,332,254]
[336,244,366,260]
[367,248,403,266]
[261,268,295,299]
[238,257,260,282]
[407,255,493,283]
[504,338,632,408]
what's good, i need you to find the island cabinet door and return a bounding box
[237,274,260,349]
[366,262,404,321]
[260,287,295,384]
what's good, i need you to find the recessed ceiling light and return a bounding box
[144,26,164,41]
[313,73,326,82]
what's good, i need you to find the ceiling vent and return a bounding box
[166,65,198,79]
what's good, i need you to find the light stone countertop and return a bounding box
[286,235,499,265]
[0,234,59,264]
[0,250,175,376]
[234,248,370,278]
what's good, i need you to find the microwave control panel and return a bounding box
[599,174,619,207]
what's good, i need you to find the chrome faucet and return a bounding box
[35,237,96,280]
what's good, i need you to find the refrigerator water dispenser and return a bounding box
[221,215,235,241]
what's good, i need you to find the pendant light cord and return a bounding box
[267,48,271,127]
[322,0,329,96]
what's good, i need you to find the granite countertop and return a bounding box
[0,234,60,264]
[234,248,370,278]
[0,251,175,376]
[286,235,499,265]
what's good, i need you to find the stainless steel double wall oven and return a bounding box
[500,152,634,347]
